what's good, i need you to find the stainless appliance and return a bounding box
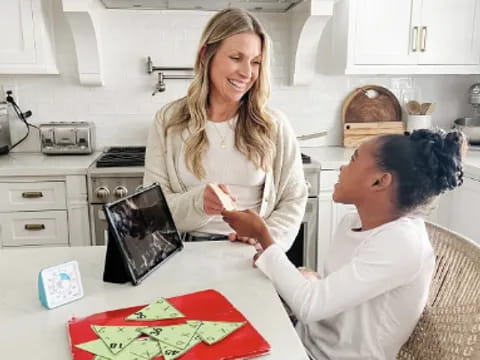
[453,117,480,145]
[288,162,319,270]
[0,102,11,154]
[468,82,480,118]
[453,83,480,145]
[88,147,145,247]
[87,147,320,270]
[40,121,95,154]
[100,0,302,12]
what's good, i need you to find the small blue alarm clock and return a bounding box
[38,260,84,309]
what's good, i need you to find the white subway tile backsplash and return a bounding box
[0,4,477,152]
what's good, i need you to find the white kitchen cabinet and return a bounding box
[0,181,66,212]
[317,169,356,272]
[419,0,480,65]
[0,0,58,74]
[1,210,68,246]
[0,176,90,247]
[352,0,417,65]
[437,177,480,244]
[332,0,480,74]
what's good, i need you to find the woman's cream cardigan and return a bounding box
[143,101,308,251]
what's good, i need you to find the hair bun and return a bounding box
[410,128,444,144]
[445,130,466,152]
[409,128,464,194]
[410,128,445,166]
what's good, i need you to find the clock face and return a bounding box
[40,261,83,309]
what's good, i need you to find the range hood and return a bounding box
[99,0,303,12]
[62,0,334,86]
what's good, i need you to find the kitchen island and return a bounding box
[0,241,309,359]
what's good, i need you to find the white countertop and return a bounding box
[0,241,308,360]
[1,147,478,180]
[0,151,101,177]
[302,146,353,170]
[464,149,480,180]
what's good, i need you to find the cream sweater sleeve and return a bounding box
[255,222,427,324]
[143,107,211,232]
[264,109,308,251]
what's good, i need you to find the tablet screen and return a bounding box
[104,184,183,284]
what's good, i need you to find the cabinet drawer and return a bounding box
[320,170,340,192]
[0,181,66,212]
[0,210,68,247]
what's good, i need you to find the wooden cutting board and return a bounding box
[342,85,404,147]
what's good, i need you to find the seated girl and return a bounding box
[222,129,466,359]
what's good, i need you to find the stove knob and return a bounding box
[113,186,128,199]
[95,186,110,201]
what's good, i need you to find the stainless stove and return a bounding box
[95,146,145,167]
[88,146,146,245]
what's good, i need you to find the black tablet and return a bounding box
[103,183,183,285]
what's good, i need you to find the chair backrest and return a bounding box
[397,221,480,359]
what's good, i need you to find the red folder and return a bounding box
[68,289,271,360]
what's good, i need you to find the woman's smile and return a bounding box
[228,79,249,90]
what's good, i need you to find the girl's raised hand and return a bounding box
[222,209,274,249]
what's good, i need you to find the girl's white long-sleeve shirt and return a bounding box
[256,212,435,360]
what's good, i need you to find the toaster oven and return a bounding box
[40,122,95,154]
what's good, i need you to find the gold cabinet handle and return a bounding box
[412,26,419,52]
[420,26,427,52]
[24,224,46,231]
[22,191,43,198]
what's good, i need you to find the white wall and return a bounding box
[1,2,479,152]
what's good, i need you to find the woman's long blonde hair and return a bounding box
[164,8,277,179]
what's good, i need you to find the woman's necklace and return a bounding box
[212,122,228,149]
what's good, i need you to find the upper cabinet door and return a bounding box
[419,0,480,65]
[334,0,480,73]
[0,0,58,74]
[0,0,36,64]
[352,0,420,65]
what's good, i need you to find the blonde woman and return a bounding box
[143,8,307,250]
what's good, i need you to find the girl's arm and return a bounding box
[223,209,427,324]
[255,228,427,324]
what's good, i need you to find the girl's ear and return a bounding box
[371,172,393,191]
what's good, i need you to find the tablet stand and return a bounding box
[103,228,131,284]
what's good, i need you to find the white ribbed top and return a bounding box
[177,117,266,235]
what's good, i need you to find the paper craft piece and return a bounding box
[91,325,146,354]
[159,334,203,360]
[75,339,120,359]
[142,320,202,350]
[85,338,162,360]
[125,298,184,321]
[209,183,236,211]
[197,321,246,345]
[119,338,162,360]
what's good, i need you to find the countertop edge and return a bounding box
[1,148,479,179]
